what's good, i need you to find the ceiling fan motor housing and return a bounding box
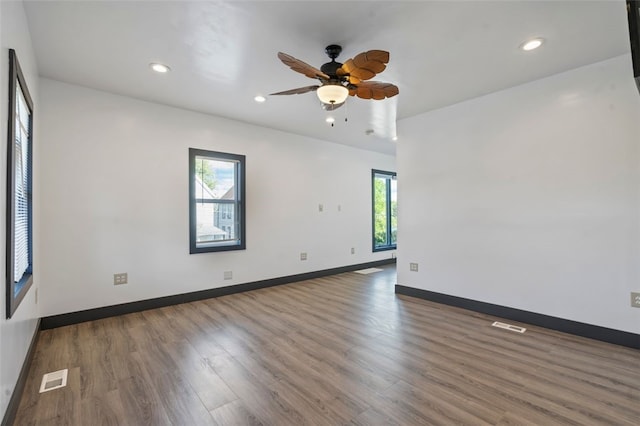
[325,44,342,59]
[321,44,344,78]
[321,62,343,78]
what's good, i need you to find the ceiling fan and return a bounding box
[270,45,399,110]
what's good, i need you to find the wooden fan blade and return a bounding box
[362,50,389,64]
[339,59,374,80]
[277,52,330,80]
[352,50,388,73]
[354,81,399,100]
[338,50,389,81]
[339,59,355,74]
[270,85,320,95]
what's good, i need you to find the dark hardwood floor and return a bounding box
[14,265,640,425]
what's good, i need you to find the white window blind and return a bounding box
[14,84,31,287]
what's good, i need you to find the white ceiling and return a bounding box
[23,1,631,155]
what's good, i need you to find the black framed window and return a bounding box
[372,169,397,251]
[189,148,246,253]
[6,49,34,318]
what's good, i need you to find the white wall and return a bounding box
[0,0,40,419]
[397,55,640,334]
[38,79,395,317]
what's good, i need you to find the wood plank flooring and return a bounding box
[14,265,640,425]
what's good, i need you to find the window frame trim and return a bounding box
[6,49,34,318]
[371,169,397,252]
[189,148,246,254]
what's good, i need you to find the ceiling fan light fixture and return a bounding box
[317,84,349,105]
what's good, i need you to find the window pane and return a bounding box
[373,176,388,247]
[390,177,397,245]
[196,200,233,246]
[194,156,236,200]
[17,84,30,127]
[195,202,238,246]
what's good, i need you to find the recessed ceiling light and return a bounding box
[254,95,266,103]
[149,63,170,73]
[326,117,335,124]
[520,38,544,51]
[392,136,398,142]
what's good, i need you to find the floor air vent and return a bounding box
[491,321,526,333]
[39,369,68,393]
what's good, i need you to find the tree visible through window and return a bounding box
[372,169,397,251]
[6,49,34,318]
[189,148,246,253]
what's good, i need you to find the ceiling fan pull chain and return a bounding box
[344,99,348,123]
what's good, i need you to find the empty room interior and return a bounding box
[2,0,640,424]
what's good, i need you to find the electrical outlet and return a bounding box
[318,204,324,212]
[300,252,307,261]
[409,263,419,272]
[224,271,233,280]
[114,273,128,285]
[631,292,640,308]
[391,252,396,259]
[338,205,342,212]
[35,288,38,304]
[351,247,355,255]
